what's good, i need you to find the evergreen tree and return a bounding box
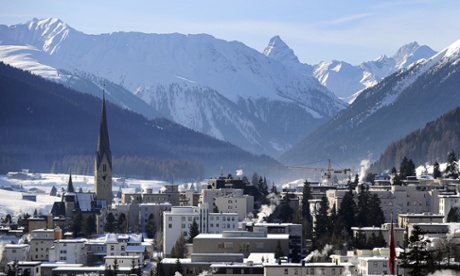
[170,234,188,258]
[399,226,433,276]
[4,214,12,224]
[50,185,57,196]
[104,212,116,233]
[279,193,294,223]
[84,214,97,238]
[146,213,157,239]
[400,156,416,181]
[368,194,385,227]
[274,240,283,259]
[432,162,442,179]
[356,184,370,227]
[447,207,460,222]
[445,150,459,179]
[117,213,127,233]
[188,218,199,243]
[251,173,259,186]
[270,182,279,195]
[337,189,356,238]
[71,212,84,237]
[314,195,331,250]
[301,180,313,240]
[301,180,312,221]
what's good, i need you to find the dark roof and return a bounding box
[67,173,75,193]
[50,202,66,217]
[96,93,112,168]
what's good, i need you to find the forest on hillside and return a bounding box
[371,107,460,172]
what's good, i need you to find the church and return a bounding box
[49,93,113,232]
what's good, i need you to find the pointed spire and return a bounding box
[67,173,75,193]
[96,90,112,168]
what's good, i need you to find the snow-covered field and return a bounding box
[0,173,171,221]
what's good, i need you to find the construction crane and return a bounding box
[271,159,352,183]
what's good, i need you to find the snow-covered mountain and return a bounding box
[261,36,436,104]
[0,18,347,156]
[312,42,437,103]
[281,38,460,168]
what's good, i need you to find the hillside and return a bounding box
[0,18,347,157]
[281,39,460,168]
[371,107,460,172]
[0,62,280,179]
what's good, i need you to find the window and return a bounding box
[224,242,233,249]
[168,224,172,228]
[111,245,114,250]
[284,268,288,275]
[182,217,186,221]
[168,217,172,221]
[121,246,125,251]
[182,224,186,228]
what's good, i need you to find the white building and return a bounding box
[214,191,254,221]
[49,239,87,264]
[0,244,29,272]
[30,228,58,261]
[163,205,238,257]
[138,202,171,234]
[357,256,392,275]
[439,194,460,222]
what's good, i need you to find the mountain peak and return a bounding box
[263,35,300,64]
[21,18,75,54]
[392,41,436,69]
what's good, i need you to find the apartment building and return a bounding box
[163,205,239,257]
[30,228,59,261]
[49,239,87,264]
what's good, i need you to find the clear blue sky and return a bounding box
[1,0,459,65]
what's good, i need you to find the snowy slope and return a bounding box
[281,38,460,167]
[0,173,168,220]
[0,18,346,156]
[314,42,437,103]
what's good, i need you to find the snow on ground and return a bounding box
[0,173,169,221]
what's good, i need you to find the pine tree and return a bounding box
[104,212,116,233]
[50,186,57,196]
[399,226,433,276]
[279,193,294,223]
[170,234,188,258]
[274,240,283,259]
[301,180,312,221]
[447,207,460,222]
[188,218,199,243]
[338,189,356,237]
[71,212,84,237]
[432,162,442,179]
[146,213,157,239]
[117,213,127,233]
[84,214,97,238]
[445,150,459,179]
[314,195,331,250]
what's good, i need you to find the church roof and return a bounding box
[96,93,112,168]
[67,173,75,193]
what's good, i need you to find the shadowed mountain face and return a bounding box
[0,62,281,178]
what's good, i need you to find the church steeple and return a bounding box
[67,173,75,193]
[94,91,113,206]
[96,92,112,169]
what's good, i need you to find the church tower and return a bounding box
[94,93,113,206]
